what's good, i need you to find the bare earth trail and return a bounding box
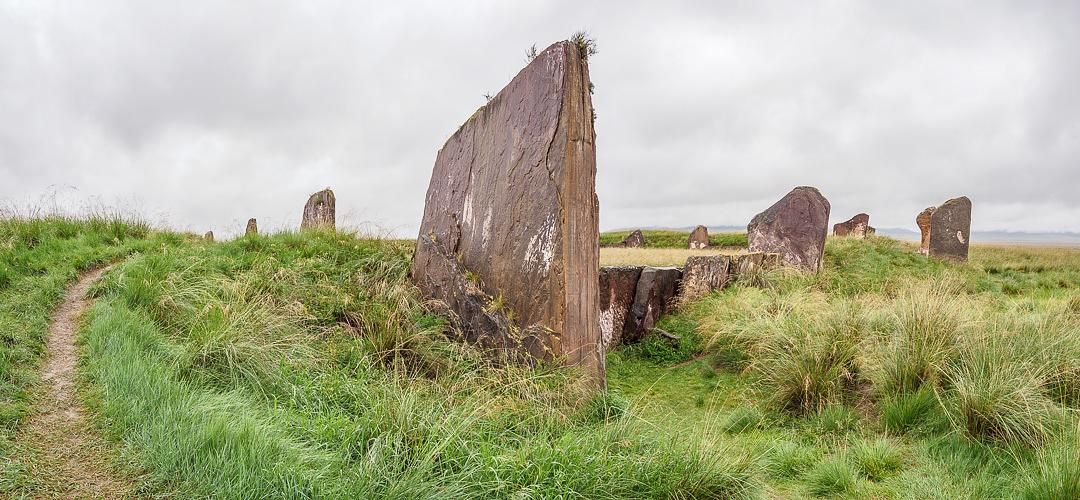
[20,266,134,499]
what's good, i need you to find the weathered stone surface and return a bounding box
[916,206,936,255]
[203,231,214,242]
[833,213,870,238]
[301,189,336,230]
[410,41,602,382]
[688,225,710,249]
[928,196,971,262]
[681,255,730,302]
[622,230,645,248]
[245,218,258,236]
[747,186,831,272]
[625,267,682,343]
[598,266,642,348]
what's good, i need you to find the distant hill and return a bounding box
[604,225,1080,246]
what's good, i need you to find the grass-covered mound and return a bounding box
[611,236,1080,497]
[0,214,179,492]
[80,230,758,498]
[601,229,747,248]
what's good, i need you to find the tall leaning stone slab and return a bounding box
[301,189,336,230]
[410,41,603,384]
[928,196,971,262]
[747,186,830,272]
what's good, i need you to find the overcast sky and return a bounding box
[2,1,1078,237]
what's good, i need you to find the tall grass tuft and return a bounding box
[750,301,864,413]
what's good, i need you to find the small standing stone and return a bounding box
[688,225,710,249]
[747,186,831,272]
[625,267,682,343]
[916,206,936,255]
[622,230,645,248]
[928,196,971,262]
[245,218,258,236]
[833,213,870,238]
[203,231,214,242]
[301,189,336,230]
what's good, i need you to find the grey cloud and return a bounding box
[1,0,1078,238]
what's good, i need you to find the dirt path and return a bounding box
[20,266,133,499]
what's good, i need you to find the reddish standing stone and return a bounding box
[688,225,710,249]
[747,186,831,272]
[598,266,642,348]
[245,218,258,236]
[301,189,336,230]
[625,267,682,342]
[410,40,603,383]
[833,213,870,238]
[916,206,936,255]
[928,196,971,262]
[622,230,645,248]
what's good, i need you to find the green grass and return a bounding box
[78,230,760,498]
[600,229,747,248]
[609,236,1080,497]
[0,212,180,494]
[4,210,1077,498]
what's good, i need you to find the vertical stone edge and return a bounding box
[558,41,604,387]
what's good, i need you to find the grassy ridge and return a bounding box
[80,230,758,498]
[601,229,747,248]
[613,236,1080,497]
[0,214,180,493]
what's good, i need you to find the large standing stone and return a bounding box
[301,189,336,230]
[410,40,602,383]
[916,206,936,255]
[622,230,645,248]
[598,266,642,348]
[245,218,258,236]
[747,186,831,272]
[625,267,682,343]
[928,196,971,262]
[833,213,870,238]
[681,255,731,303]
[688,225,710,249]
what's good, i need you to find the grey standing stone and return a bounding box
[747,186,831,272]
[928,196,971,262]
[688,225,709,249]
[301,189,336,230]
[410,40,603,384]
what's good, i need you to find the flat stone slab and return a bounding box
[598,266,643,348]
[410,40,602,382]
[928,196,971,262]
[625,267,682,343]
[681,255,731,302]
[748,186,830,272]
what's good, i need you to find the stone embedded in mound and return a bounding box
[410,40,602,383]
[833,213,870,238]
[916,206,936,255]
[622,230,645,248]
[203,231,214,242]
[301,189,336,230]
[245,218,258,236]
[928,196,971,262]
[681,255,731,303]
[625,267,682,343]
[688,225,709,249]
[598,266,642,348]
[747,186,831,272]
